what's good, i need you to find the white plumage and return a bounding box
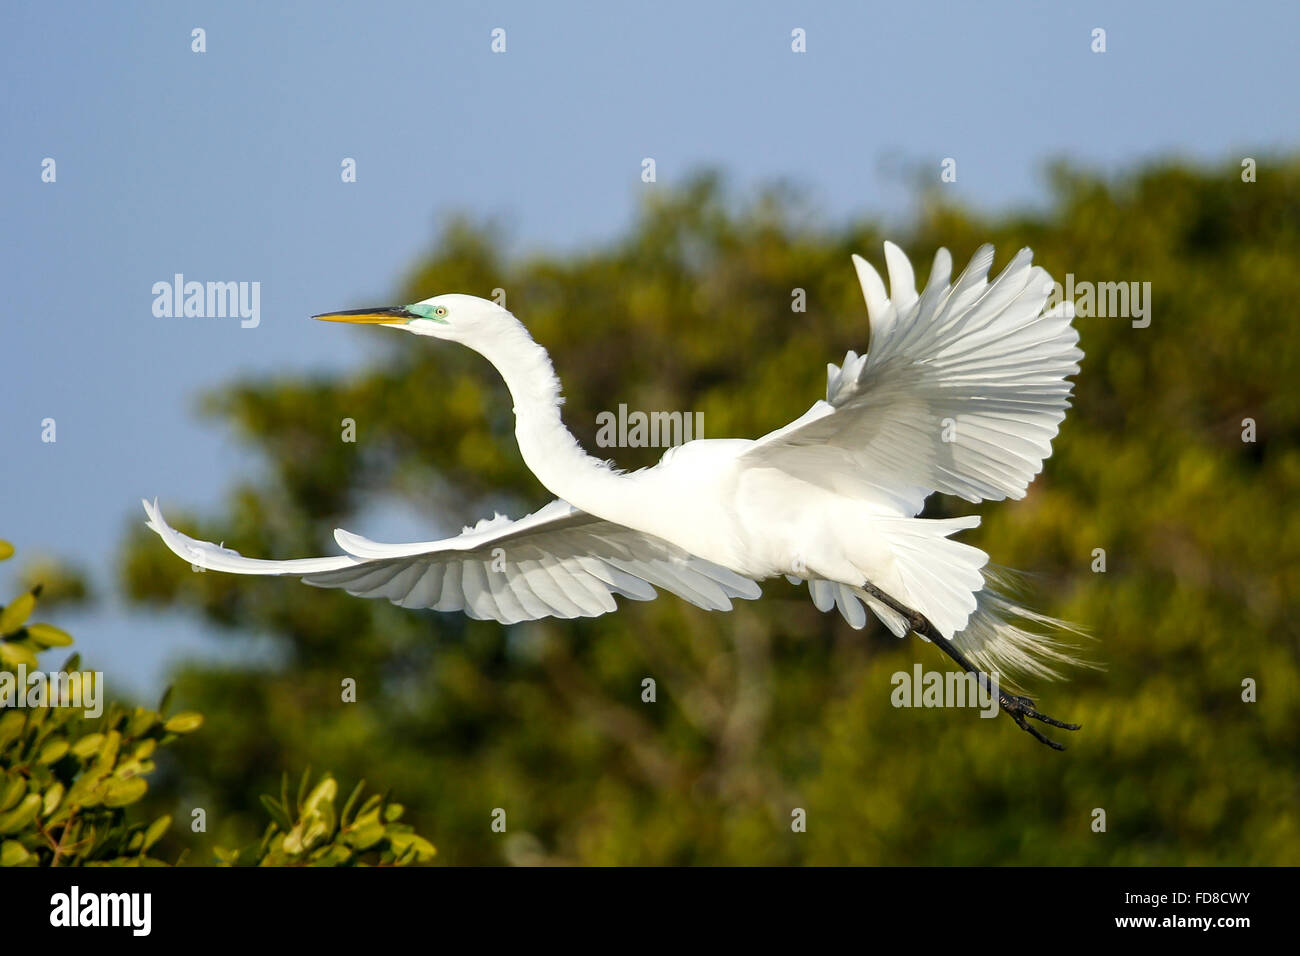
[146,241,1084,692]
[143,497,759,624]
[738,242,1083,674]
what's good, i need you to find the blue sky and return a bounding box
[3,0,1297,695]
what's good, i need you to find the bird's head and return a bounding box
[313,293,513,345]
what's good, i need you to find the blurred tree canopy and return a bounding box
[121,158,1299,865]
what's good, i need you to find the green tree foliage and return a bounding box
[121,159,1300,864]
[220,770,435,867]
[0,541,434,866]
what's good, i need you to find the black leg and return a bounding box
[858,581,1081,750]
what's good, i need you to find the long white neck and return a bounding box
[472,320,642,524]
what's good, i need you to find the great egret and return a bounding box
[145,242,1086,748]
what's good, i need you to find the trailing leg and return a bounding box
[857,581,1081,750]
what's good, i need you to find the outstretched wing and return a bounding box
[742,242,1082,515]
[142,498,760,624]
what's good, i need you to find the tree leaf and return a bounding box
[142,815,171,852]
[37,739,69,765]
[71,732,104,759]
[259,795,293,833]
[302,776,337,817]
[0,776,27,813]
[0,592,37,634]
[26,623,73,648]
[1,839,32,866]
[340,779,365,829]
[163,712,203,734]
[101,775,148,808]
[42,782,65,818]
[0,794,42,834]
[0,641,38,669]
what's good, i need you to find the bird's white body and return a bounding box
[592,439,757,573]
[573,437,892,584]
[145,241,1084,683]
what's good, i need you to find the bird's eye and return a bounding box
[405,303,449,323]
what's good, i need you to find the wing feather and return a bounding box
[142,497,758,624]
[743,243,1081,514]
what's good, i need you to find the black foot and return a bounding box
[998,692,1081,751]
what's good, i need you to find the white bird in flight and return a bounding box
[145,242,1085,747]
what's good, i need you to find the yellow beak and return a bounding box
[313,307,417,324]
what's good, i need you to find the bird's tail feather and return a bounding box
[946,567,1095,686]
[824,565,1093,687]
